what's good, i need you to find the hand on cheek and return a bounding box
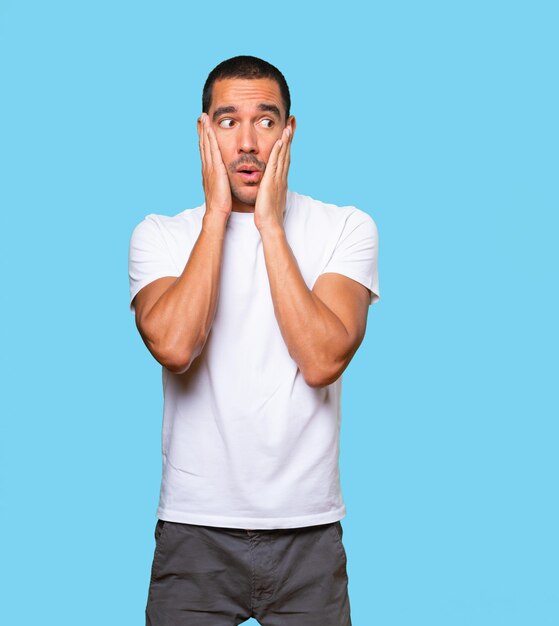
[198,113,232,219]
[254,125,293,233]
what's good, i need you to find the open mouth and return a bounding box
[237,169,261,182]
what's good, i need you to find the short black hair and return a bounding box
[202,55,291,120]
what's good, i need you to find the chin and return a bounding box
[231,185,259,207]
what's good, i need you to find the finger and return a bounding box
[198,115,207,171]
[206,119,226,170]
[200,114,210,169]
[284,126,292,180]
[277,126,291,180]
[265,136,284,179]
[202,115,213,170]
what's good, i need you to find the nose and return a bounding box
[237,122,258,154]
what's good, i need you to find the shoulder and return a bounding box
[130,204,205,241]
[287,190,378,234]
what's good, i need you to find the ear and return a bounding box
[197,114,203,137]
[287,115,297,137]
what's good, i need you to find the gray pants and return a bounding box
[146,519,352,625]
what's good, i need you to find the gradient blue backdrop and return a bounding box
[1,1,557,624]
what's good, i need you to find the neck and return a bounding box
[231,196,256,213]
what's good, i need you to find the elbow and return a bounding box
[300,360,346,389]
[148,337,194,374]
[300,335,364,387]
[161,353,192,374]
[139,321,197,374]
[158,340,204,374]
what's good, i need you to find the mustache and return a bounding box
[228,155,266,173]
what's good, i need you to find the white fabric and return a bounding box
[128,190,380,529]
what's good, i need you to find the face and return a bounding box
[202,77,296,210]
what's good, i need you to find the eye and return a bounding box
[260,118,274,129]
[218,118,236,129]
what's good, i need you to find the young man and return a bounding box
[128,55,380,626]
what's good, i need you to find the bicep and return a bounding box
[133,276,178,334]
[312,272,371,351]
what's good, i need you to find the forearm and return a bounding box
[260,225,352,386]
[142,213,227,373]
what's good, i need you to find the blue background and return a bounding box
[1,1,557,624]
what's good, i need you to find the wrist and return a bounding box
[257,220,286,240]
[202,211,229,238]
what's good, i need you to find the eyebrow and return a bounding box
[257,103,281,118]
[212,106,237,121]
[212,103,282,122]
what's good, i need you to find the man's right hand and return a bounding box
[198,113,232,220]
[134,112,230,373]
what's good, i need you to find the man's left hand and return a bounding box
[254,125,293,233]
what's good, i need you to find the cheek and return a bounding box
[261,135,282,161]
[214,133,235,161]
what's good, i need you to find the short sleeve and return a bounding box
[318,209,380,305]
[128,214,180,313]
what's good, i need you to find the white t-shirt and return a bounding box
[128,190,380,529]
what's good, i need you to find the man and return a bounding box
[128,55,380,626]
